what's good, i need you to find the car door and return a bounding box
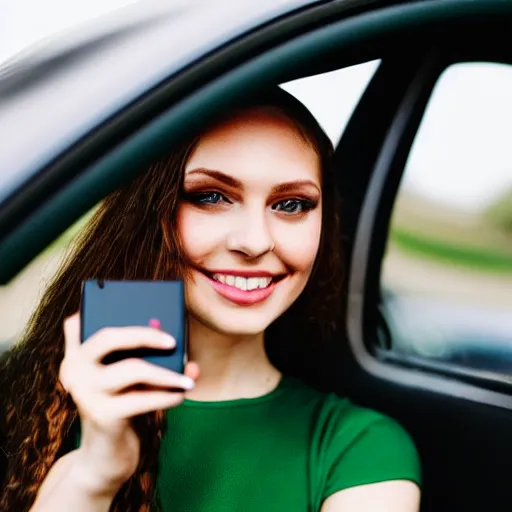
[332,13,512,512]
[1,1,512,511]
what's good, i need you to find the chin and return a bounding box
[191,309,275,337]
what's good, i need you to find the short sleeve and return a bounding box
[323,412,421,500]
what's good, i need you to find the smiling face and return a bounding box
[177,107,323,336]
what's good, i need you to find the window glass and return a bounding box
[0,211,95,354]
[381,62,512,377]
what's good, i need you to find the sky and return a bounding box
[1,0,511,213]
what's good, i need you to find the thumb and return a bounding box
[63,311,81,354]
[184,361,200,381]
[60,311,81,392]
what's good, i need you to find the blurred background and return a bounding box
[1,1,511,376]
[0,0,140,64]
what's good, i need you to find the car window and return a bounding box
[0,60,380,354]
[281,60,380,145]
[381,62,512,378]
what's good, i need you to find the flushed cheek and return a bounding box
[272,217,322,276]
[177,206,229,263]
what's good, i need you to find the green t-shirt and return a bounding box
[155,375,421,511]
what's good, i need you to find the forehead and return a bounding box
[185,109,321,183]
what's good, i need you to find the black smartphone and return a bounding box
[80,280,187,373]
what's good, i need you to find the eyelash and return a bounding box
[185,192,317,214]
[185,191,231,206]
[271,198,317,214]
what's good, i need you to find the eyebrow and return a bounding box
[186,168,242,188]
[185,168,320,194]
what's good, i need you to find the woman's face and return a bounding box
[177,108,323,336]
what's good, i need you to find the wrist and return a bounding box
[69,449,127,499]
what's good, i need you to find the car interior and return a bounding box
[1,1,512,510]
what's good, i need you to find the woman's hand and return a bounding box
[59,312,199,497]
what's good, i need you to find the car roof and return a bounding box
[0,0,330,203]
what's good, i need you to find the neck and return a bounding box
[185,315,281,401]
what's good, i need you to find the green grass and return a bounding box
[391,227,512,273]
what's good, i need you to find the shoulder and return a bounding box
[318,392,415,449]
[283,378,421,496]
[322,396,421,495]
[284,376,412,437]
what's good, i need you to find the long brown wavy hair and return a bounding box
[0,87,342,511]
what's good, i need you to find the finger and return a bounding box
[101,359,195,393]
[83,327,175,362]
[63,312,81,354]
[60,312,82,391]
[184,362,200,381]
[114,390,186,417]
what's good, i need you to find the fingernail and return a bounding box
[162,336,175,348]
[180,377,195,390]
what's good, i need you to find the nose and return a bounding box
[226,207,274,258]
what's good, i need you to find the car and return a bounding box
[1,0,512,510]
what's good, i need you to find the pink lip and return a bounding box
[203,274,278,306]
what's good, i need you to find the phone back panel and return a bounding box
[81,280,186,373]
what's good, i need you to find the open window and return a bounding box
[380,62,512,382]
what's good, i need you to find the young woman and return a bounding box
[0,88,421,511]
